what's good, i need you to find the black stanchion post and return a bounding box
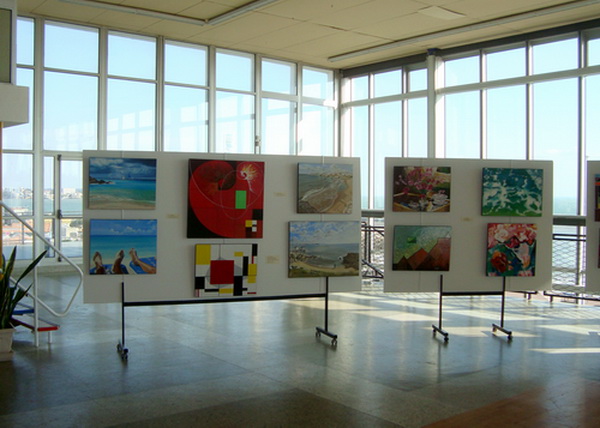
[117,281,129,360]
[315,277,338,346]
[432,274,449,341]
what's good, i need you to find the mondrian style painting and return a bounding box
[187,159,264,238]
[194,243,258,297]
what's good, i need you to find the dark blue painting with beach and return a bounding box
[89,219,157,275]
[89,157,157,210]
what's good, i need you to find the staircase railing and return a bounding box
[1,201,84,345]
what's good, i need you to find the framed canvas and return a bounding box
[392,166,451,212]
[89,219,157,275]
[481,168,543,217]
[194,244,258,297]
[288,221,360,278]
[297,162,353,214]
[88,157,157,210]
[486,223,537,277]
[187,159,264,239]
[392,225,451,271]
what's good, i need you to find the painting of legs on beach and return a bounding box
[288,221,360,278]
[481,168,543,217]
[88,157,157,210]
[392,225,451,271]
[194,243,258,297]
[297,163,353,214]
[188,159,264,239]
[392,166,451,212]
[89,219,157,275]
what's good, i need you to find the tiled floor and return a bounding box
[1,274,599,427]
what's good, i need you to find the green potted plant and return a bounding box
[0,247,47,361]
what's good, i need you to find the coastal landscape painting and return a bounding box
[297,163,353,214]
[481,168,543,216]
[486,223,537,277]
[188,159,264,239]
[392,225,451,271]
[89,219,157,275]
[194,243,258,297]
[393,166,451,212]
[288,221,360,278]
[88,157,157,210]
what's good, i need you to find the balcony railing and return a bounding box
[360,213,588,292]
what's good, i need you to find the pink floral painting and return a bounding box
[393,166,450,212]
[486,223,537,277]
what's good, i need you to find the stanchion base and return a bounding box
[492,323,513,340]
[432,324,449,342]
[117,341,129,360]
[316,327,337,346]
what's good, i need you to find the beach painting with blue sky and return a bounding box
[89,219,157,275]
[289,221,360,278]
[89,157,157,209]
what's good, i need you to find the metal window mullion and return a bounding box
[526,42,534,160]
[98,26,107,150]
[208,46,216,153]
[156,36,164,152]
[401,69,408,157]
[254,55,261,154]
[32,16,46,257]
[577,30,586,217]
[368,74,375,209]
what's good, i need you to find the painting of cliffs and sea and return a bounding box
[297,163,353,214]
[481,168,543,217]
[392,225,451,271]
[289,221,360,278]
[88,157,157,210]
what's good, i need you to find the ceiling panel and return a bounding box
[15,0,600,69]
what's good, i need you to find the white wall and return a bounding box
[83,151,362,303]
[384,158,553,293]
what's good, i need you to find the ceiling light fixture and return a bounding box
[58,0,281,26]
[329,0,600,62]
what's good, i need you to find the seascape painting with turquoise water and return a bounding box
[481,168,543,217]
[89,157,157,209]
[89,219,157,275]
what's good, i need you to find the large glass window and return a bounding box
[107,79,156,151]
[303,67,333,99]
[216,49,253,92]
[165,41,206,86]
[261,98,295,154]
[45,21,98,73]
[445,55,480,86]
[532,37,578,74]
[164,86,207,152]
[407,98,427,157]
[486,85,527,159]
[350,106,369,208]
[373,101,402,209]
[486,47,526,80]
[373,69,401,97]
[586,75,600,160]
[16,17,34,66]
[215,91,254,153]
[532,79,578,215]
[299,104,333,156]
[108,32,156,79]
[262,59,295,94]
[44,71,98,151]
[444,91,480,158]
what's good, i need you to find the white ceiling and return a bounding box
[16,0,600,69]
